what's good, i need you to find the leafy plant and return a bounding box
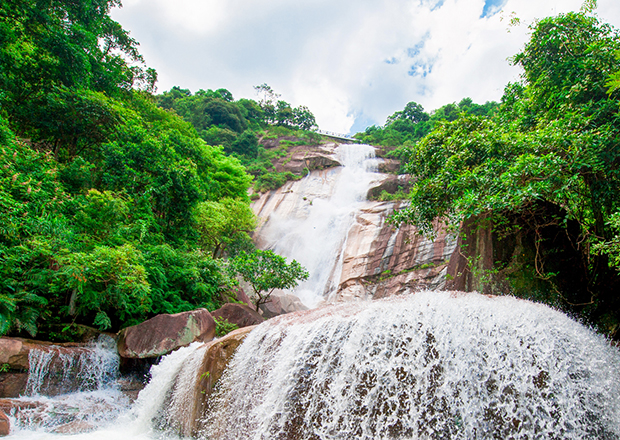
[214,317,239,337]
[231,250,309,311]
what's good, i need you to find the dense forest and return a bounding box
[386,8,620,338]
[2,0,620,341]
[0,0,310,340]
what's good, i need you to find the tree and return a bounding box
[394,10,620,336]
[193,198,257,258]
[0,0,152,138]
[275,100,295,126]
[294,105,318,131]
[232,250,309,311]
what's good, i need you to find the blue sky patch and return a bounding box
[408,62,433,78]
[481,0,508,18]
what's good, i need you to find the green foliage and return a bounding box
[214,316,239,337]
[253,171,299,193]
[0,0,155,143]
[193,198,257,258]
[52,244,151,330]
[355,99,498,148]
[396,11,620,336]
[0,1,259,339]
[232,250,309,311]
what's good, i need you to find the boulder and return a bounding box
[166,326,256,437]
[377,158,401,174]
[0,338,29,370]
[0,373,28,398]
[367,175,412,201]
[234,287,253,308]
[117,309,216,359]
[197,326,256,400]
[0,409,8,436]
[211,303,263,328]
[260,292,309,319]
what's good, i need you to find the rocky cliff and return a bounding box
[251,143,457,305]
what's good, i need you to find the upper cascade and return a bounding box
[252,144,381,307]
[251,143,456,308]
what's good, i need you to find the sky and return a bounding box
[111,0,620,134]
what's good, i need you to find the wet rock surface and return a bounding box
[0,373,27,398]
[0,409,9,436]
[0,337,87,371]
[334,201,456,301]
[164,326,256,436]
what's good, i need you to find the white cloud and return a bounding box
[112,0,620,134]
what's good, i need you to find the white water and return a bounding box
[25,336,119,396]
[7,297,620,440]
[7,142,620,438]
[256,144,380,307]
[8,341,207,440]
[202,291,620,439]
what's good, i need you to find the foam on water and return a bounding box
[202,291,620,439]
[8,341,207,440]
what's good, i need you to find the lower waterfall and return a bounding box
[202,291,620,439]
[7,292,620,439]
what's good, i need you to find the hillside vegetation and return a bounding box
[0,0,311,340]
[387,9,620,337]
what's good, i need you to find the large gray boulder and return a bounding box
[259,292,309,319]
[117,309,216,359]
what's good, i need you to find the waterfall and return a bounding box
[254,144,380,307]
[9,336,130,436]
[25,336,120,396]
[9,341,207,439]
[8,294,620,439]
[202,291,620,439]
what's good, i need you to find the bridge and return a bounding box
[316,129,359,142]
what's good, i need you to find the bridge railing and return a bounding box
[315,129,356,140]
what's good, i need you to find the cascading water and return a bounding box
[8,340,206,439]
[7,294,620,439]
[6,144,620,439]
[9,336,130,436]
[25,336,120,396]
[254,144,380,307]
[202,291,620,439]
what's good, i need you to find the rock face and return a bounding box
[367,174,412,200]
[0,409,8,436]
[260,140,342,176]
[333,201,456,301]
[0,373,27,398]
[167,326,256,437]
[117,309,216,359]
[0,337,93,398]
[211,303,263,328]
[252,164,457,304]
[259,292,309,318]
[0,337,86,371]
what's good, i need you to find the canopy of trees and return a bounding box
[156,85,321,194]
[355,98,498,149]
[392,10,620,337]
[0,0,310,340]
